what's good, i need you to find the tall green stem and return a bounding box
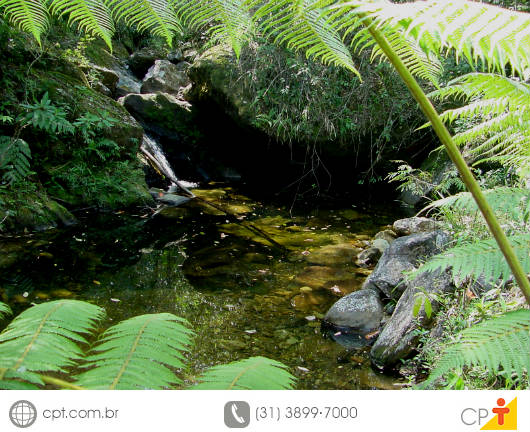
[359,13,530,305]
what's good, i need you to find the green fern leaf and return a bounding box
[248,0,359,77]
[175,0,252,58]
[0,0,49,45]
[413,234,530,285]
[0,136,32,184]
[353,0,530,77]
[325,1,442,85]
[193,356,296,389]
[419,309,530,388]
[0,300,104,388]
[422,187,530,223]
[0,302,11,320]
[75,313,193,389]
[49,0,114,49]
[106,0,182,46]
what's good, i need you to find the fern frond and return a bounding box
[420,309,530,388]
[0,300,104,388]
[413,234,530,285]
[422,187,530,223]
[327,2,442,85]
[175,0,252,58]
[427,73,530,170]
[0,302,11,320]
[49,0,114,49]
[249,0,359,77]
[75,313,193,389]
[106,0,181,46]
[349,0,530,77]
[0,0,49,45]
[0,136,32,184]
[193,356,296,389]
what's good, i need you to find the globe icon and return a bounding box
[9,400,37,428]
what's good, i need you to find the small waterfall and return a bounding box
[141,134,178,182]
[140,134,197,193]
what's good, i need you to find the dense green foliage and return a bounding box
[1,0,529,390]
[0,300,295,390]
[419,309,530,389]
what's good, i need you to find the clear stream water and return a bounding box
[0,186,406,389]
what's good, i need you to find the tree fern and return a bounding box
[174,0,252,58]
[350,0,530,77]
[427,73,530,171]
[248,0,359,77]
[106,0,182,46]
[422,187,530,224]
[413,233,530,285]
[193,356,296,389]
[0,0,48,45]
[0,135,32,184]
[49,0,114,49]
[419,309,530,388]
[0,300,104,389]
[75,313,193,389]
[324,1,442,84]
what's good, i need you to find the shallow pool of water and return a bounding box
[0,186,405,389]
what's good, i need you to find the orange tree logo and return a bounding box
[481,398,517,431]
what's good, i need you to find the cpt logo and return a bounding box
[461,398,517,430]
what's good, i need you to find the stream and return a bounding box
[0,185,406,389]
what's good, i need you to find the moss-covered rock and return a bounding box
[0,187,76,233]
[119,92,194,138]
[37,71,144,153]
[187,43,421,153]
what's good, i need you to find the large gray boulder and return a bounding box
[322,289,383,334]
[362,230,451,299]
[370,268,455,368]
[119,92,194,138]
[128,47,166,78]
[115,68,142,98]
[141,60,191,95]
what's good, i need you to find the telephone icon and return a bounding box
[231,403,245,424]
[224,401,250,428]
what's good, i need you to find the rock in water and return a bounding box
[155,194,191,207]
[361,230,451,299]
[322,289,383,337]
[370,268,455,368]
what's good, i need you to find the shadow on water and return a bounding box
[0,186,405,389]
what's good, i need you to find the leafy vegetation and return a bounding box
[0,300,295,390]
[0,0,529,391]
[418,309,529,389]
[0,136,32,184]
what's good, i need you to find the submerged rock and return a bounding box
[295,266,361,295]
[154,193,191,207]
[361,230,451,299]
[304,243,361,266]
[370,268,455,368]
